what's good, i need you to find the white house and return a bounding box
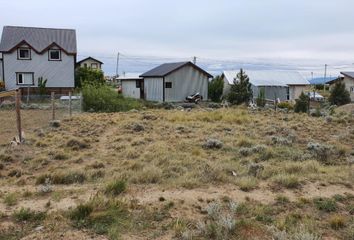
[222,70,310,102]
[76,57,103,70]
[133,62,212,102]
[327,72,354,102]
[0,26,77,94]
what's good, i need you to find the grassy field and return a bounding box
[0,107,353,239]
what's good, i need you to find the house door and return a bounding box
[139,80,144,99]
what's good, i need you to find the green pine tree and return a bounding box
[208,75,224,102]
[227,69,253,105]
[328,81,351,106]
[294,91,309,113]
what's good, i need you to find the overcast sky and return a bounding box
[0,0,353,77]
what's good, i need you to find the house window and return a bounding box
[16,73,34,85]
[165,82,172,88]
[48,49,61,61]
[91,63,98,69]
[17,48,31,60]
[84,63,88,68]
[350,87,354,93]
[286,87,290,100]
[136,80,141,88]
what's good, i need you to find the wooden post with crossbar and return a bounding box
[15,89,22,143]
[51,92,55,121]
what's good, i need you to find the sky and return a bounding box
[0,0,354,79]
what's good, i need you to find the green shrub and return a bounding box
[294,92,309,113]
[208,75,224,102]
[69,198,129,238]
[13,208,45,222]
[328,81,351,106]
[75,67,105,88]
[70,203,93,222]
[104,180,126,196]
[313,197,337,212]
[82,84,142,112]
[277,102,294,110]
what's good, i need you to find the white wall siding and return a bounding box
[144,77,163,102]
[78,59,102,69]
[122,80,140,99]
[165,65,209,102]
[3,46,75,90]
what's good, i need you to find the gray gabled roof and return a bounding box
[0,26,77,54]
[341,72,354,79]
[77,57,103,65]
[140,61,213,78]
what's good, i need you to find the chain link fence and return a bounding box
[0,90,82,145]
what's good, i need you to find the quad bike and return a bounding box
[186,92,203,104]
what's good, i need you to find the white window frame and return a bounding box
[91,63,98,69]
[17,48,31,60]
[16,72,34,86]
[350,86,354,93]
[48,49,61,61]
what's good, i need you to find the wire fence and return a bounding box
[0,90,83,145]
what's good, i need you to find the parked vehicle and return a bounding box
[186,92,203,103]
[307,92,324,101]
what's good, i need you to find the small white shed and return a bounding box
[119,75,144,99]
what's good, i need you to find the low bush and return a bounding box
[329,214,346,230]
[104,180,126,196]
[69,198,129,238]
[13,208,46,222]
[36,172,86,185]
[3,193,18,206]
[273,174,301,189]
[313,197,337,212]
[82,84,142,112]
[277,102,294,110]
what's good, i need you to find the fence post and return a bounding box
[51,92,55,121]
[26,87,30,105]
[79,92,83,113]
[15,89,22,143]
[69,91,72,118]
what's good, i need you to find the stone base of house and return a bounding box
[19,87,75,96]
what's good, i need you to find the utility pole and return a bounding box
[116,52,120,78]
[324,64,327,92]
[193,56,197,65]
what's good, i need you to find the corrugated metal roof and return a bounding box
[140,61,212,78]
[341,72,354,79]
[118,74,142,80]
[0,26,77,54]
[223,70,309,87]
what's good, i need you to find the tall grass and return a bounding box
[82,84,142,112]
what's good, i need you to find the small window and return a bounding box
[350,87,354,93]
[84,63,88,68]
[18,48,31,60]
[16,73,34,85]
[136,80,141,88]
[49,49,61,61]
[91,63,98,69]
[165,82,172,88]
